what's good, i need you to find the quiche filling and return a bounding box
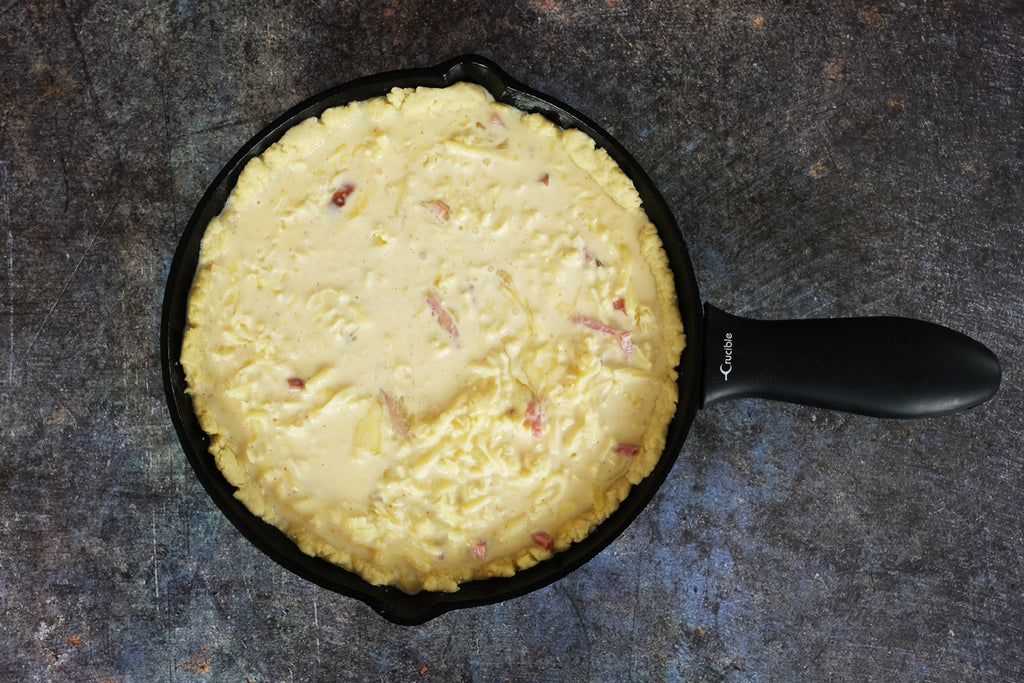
[182,82,684,592]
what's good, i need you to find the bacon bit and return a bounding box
[613,298,627,314]
[286,377,305,391]
[379,389,410,437]
[571,315,617,335]
[613,443,639,458]
[489,113,505,127]
[426,294,460,347]
[420,667,429,676]
[571,316,633,360]
[582,247,604,267]
[524,398,543,438]
[531,531,554,551]
[67,636,81,645]
[471,540,488,559]
[619,331,634,359]
[422,199,450,220]
[539,173,550,186]
[330,183,355,207]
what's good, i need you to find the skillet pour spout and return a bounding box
[161,54,1000,625]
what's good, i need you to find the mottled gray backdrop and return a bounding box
[2,1,1022,681]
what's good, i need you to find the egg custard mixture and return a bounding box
[182,82,685,592]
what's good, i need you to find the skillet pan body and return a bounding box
[161,55,703,624]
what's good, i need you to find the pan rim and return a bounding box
[160,54,703,625]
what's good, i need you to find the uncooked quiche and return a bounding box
[181,82,684,592]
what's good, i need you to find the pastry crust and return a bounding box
[182,83,685,592]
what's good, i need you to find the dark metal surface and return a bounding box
[2,1,1022,680]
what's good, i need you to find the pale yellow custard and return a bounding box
[181,82,685,592]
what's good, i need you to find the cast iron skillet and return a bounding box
[161,55,1001,625]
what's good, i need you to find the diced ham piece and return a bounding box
[531,531,554,551]
[613,298,627,314]
[613,443,639,458]
[471,540,488,559]
[287,377,305,391]
[524,398,543,438]
[489,113,505,127]
[426,294,460,347]
[539,173,550,186]
[379,389,410,437]
[330,183,355,207]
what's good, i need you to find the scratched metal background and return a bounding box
[2,1,1022,681]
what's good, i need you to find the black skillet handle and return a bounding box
[701,304,1001,418]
